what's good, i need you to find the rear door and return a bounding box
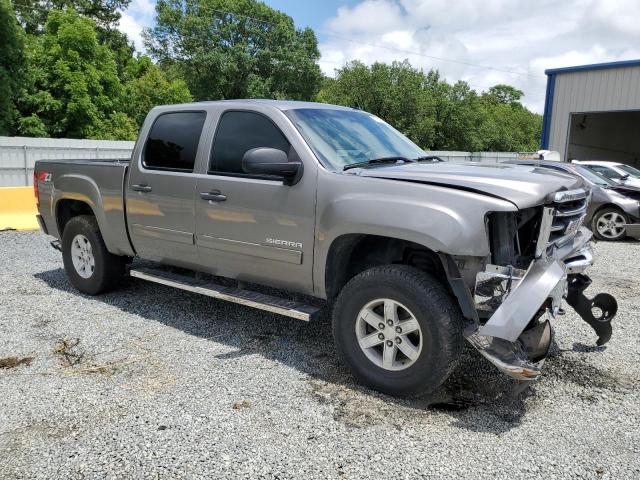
[194,108,317,294]
[126,110,207,267]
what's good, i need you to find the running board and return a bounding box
[129,267,321,322]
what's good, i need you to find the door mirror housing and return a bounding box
[242,147,302,185]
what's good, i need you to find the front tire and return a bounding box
[61,215,126,295]
[592,207,628,241]
[332,265,463,397]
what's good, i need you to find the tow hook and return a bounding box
[565,273,617,346]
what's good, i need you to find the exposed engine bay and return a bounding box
[463,189,618,381]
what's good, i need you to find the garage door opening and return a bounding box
[566,111,640,168]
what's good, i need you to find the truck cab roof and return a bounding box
[150,99,357,113]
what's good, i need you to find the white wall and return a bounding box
[0,137,134,187]
[0,136,521,187]
[426,151,519,164]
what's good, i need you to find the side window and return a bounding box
[210,111,290,175]
[143,111,206,172]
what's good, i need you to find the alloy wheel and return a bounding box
[355,298,423,371]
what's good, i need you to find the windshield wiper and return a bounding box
[343,156,416,171]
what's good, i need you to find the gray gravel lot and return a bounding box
[1,230,639,479]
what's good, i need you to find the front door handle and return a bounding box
[131,184,152,193]
[200,190,227,202]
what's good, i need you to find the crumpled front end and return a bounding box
[465,189,618,381]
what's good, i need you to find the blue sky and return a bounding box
[119,0,640,113]
[260,0,360,37]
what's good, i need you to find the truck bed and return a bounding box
[34,157,134,257]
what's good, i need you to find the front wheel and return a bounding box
[592,207,628,241]
[332,265,463,397]
[61,215,126,295]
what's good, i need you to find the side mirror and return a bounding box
[242,147,302,185]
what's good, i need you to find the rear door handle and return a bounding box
[131,184,152,193]
[200,190,227,202]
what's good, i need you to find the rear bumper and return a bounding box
[466,227,617,381]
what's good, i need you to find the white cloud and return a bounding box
[118,0,156,52]
[319,0,640,112]
[327,0,405,35]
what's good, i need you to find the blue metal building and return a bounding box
[541,59,640,167]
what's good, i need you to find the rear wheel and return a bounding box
[332,265,463,397]
[61,215,126,295]
[592,207,627,241]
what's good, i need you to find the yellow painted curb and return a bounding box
[0,187,39,231]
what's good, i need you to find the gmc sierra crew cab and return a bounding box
[34,100,617,397]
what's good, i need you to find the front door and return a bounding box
[194,109,316,294]
[126,110,207,267]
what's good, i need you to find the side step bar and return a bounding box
[129,267,321,322]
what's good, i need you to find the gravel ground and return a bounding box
[1,230,639,479]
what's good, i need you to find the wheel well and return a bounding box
[324,234,447,300]
[593,203,625,217]
[56,200,94,236]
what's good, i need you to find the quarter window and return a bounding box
[143,112,206,172]
[210,111,290,175]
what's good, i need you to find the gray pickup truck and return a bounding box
[34,100,617,397]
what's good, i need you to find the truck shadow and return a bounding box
[35,266,576,434]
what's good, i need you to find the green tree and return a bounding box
[18,8,123,138]
[0,0,25,135]
[317,60,438,148]
[478,85,541,151]
[17,9,194,140]
[144,0,322,101]
[318,61,542,152]
[12,0,132,34]
[120,56,192,127]
[98,27,136,78]
[484,84,524,105]
[13,0,135,76]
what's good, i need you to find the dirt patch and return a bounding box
[53,338,84,367]
[0,356,34,369]
[52,337,148,375]
[233,399,253,410]
[309,379,404,428]
[545,353,635,392]
[15,286,50,296]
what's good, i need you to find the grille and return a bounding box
[548,189,589,246]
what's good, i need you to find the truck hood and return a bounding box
[356,162,584,209]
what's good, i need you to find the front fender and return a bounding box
[313,172,517,297]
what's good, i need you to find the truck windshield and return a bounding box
[285,108,426,171]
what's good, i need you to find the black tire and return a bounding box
[61,215,126,295]
[332,265,463,397]
[591,207,628,241]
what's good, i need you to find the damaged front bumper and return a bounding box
[466,227,618,381]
